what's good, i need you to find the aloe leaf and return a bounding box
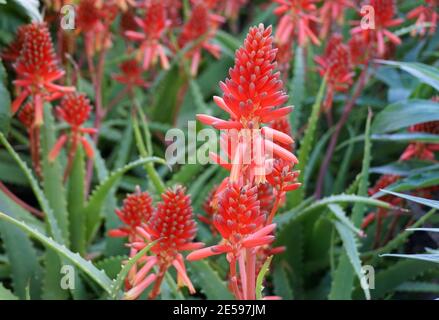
[0,59,11,135]
[256,256,273,300]
[109,240,158,300]
[288,77,326,208]
[0,211,114,295]
[188,260,234,300]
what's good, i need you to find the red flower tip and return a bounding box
[273,0,320,46]
[147,185,198,260]
[57,93,92,128]
[1,24,29,63]
[110,186,154,239]
[407,0,438,36]
[266,159,300,195]
[125,0,170,70]
[219,24,289,126]
[213,182,265,244]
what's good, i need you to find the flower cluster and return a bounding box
[190,24,300,300]
[273,0,320,47]
[125,0,170,70]
[110,186,203,300]
[197,24,297,185]
[351,0,403,57]
[178,1,224,75]
[49,93,97,179]
[11,22,74,126]
[315,34,354,112]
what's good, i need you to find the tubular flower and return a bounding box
[187,182,275,300]
[197,24,298,184]
[178,2,224,75]
[407,0,438,37]
[108,186,154,239]
[319,0,354,38]
[126,186,203,300]
[273,0,320,47]
[49,93,97,174]
[400,120,439,161]
[315,34,354,112]
[269,116,294,151]
[351,0,403,57]
[125,0,170,70]
[12,22,75,126]
[112,59,149,89]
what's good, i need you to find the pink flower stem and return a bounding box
[63,135,79,183]
[267,193,282,225]
[245,248,256,300]
[84,34,109,195]
[149,266,166,300]
[315,66,369,199]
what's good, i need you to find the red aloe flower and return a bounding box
[125,0,170,70]
[187,182,275,300]
[269,116,294,151]
[1,24,29,63]
[273,0,320,47]
[407,0,438,37]
[112,59,149,89]
[315,34,354,112]
[108,186,154,239]
[49,93,97,180]
[126,186,203,300]
[197,24,297,184]
[178,2,224,75]
[265,159,300,223]
[400,120,439,161]
[257,182,275,215]
[348,32,371,66]
[319,0,354,38]
[12,22,75,126]
[351,0,403,57]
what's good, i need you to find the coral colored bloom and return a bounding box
[108,186,154,239]
[319,0,354,38]
[407,0,438,36]
[351,0,403,57]
[49,93,97,164]
[197,24,298,184]
[12,23,75,125]
[400,120,439,161]
[126,186,203,300]
[315,34,354,111]
[187,182,275,299]
[125,0,170,70]
[1,25,29,63]
[273,0,320,47]
[112,59,149,89]
[178,2,224,75]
